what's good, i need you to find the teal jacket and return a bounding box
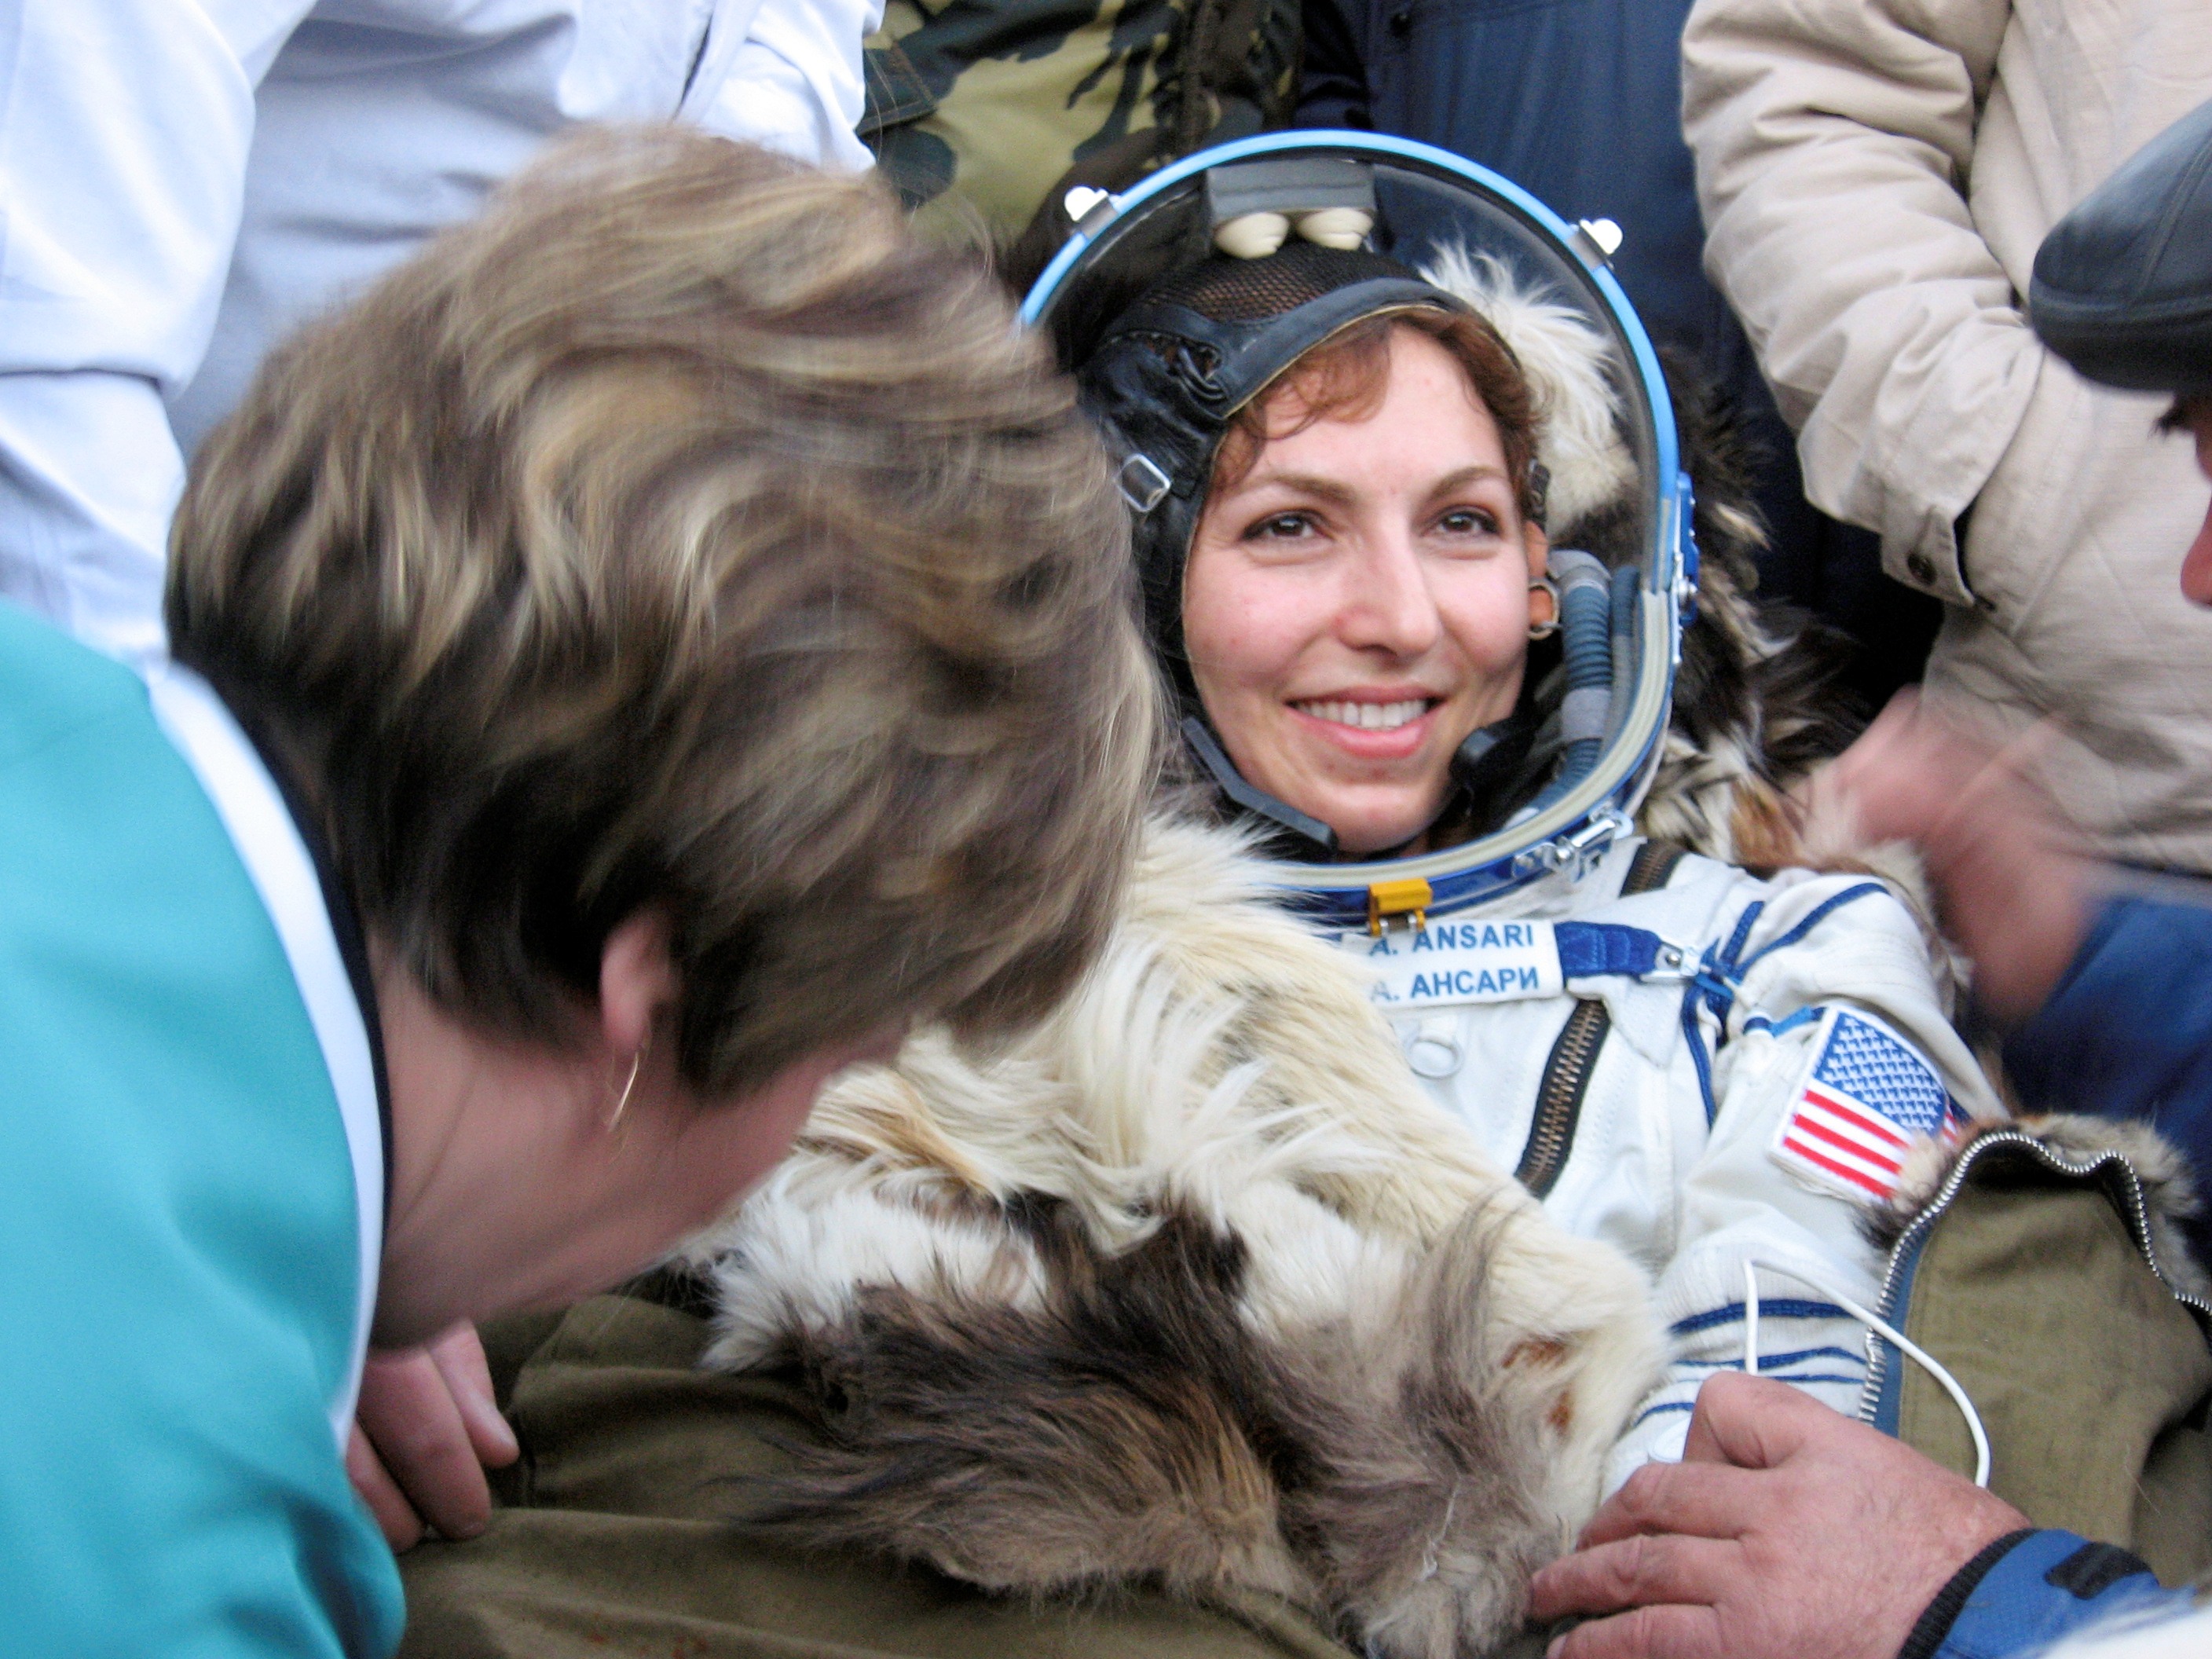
[0,602,401,1657]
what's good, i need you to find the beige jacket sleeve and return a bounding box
[1682,0,2031,604]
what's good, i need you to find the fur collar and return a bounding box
[687,817,1664,1657]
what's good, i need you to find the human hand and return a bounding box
[346,1321,519,1551]
[1528,1372,2027,1659]
[1809,691,2093,1020]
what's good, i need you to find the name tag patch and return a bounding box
[1340,919,1566,1009]
[1770,1006,1965,1203]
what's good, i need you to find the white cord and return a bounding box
[1742,1259,1760,1377]
[1740,1255,1990,1488]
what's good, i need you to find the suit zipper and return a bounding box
[1515,998,1608,1198]
[1513,840,1686,1199]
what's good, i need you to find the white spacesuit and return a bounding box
[1357,836,1993,1483]
[1034,132,2000,1478]
[672,134,2001,1656]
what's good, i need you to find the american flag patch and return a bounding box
[1769,1008,1965,1203]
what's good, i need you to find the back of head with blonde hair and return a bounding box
[169,127,1157,1093]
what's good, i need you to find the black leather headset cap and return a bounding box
[1076,240,1464,656]
[2031,96,2212,395]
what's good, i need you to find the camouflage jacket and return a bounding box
[863,0,1302,287]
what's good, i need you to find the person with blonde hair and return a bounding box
[0,127,1152,1657]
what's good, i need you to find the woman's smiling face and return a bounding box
[1182,325,1548,855]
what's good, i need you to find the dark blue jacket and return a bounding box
[1298,0,1758,425]
[2007,894,2212,1230]
[1910,1529,2192,1658]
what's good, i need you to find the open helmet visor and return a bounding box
[1023,134,1696,928]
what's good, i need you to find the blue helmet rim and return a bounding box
[1022,131,1690,924]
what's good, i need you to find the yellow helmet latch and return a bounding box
[1366,877,1434,936]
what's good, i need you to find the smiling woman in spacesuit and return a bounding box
[653,141,2003,1646]
[1049,182,1999,1465]
[387,138,2008,1659]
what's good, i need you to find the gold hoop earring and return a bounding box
[1527,575,1561,640]
[606,1042,647,1133]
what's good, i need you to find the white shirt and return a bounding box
[0,0,881,664]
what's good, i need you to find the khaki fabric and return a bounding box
[1890,1165,2212,1587]
[397,1291,1357,1659]
[1682,0,2212,870]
